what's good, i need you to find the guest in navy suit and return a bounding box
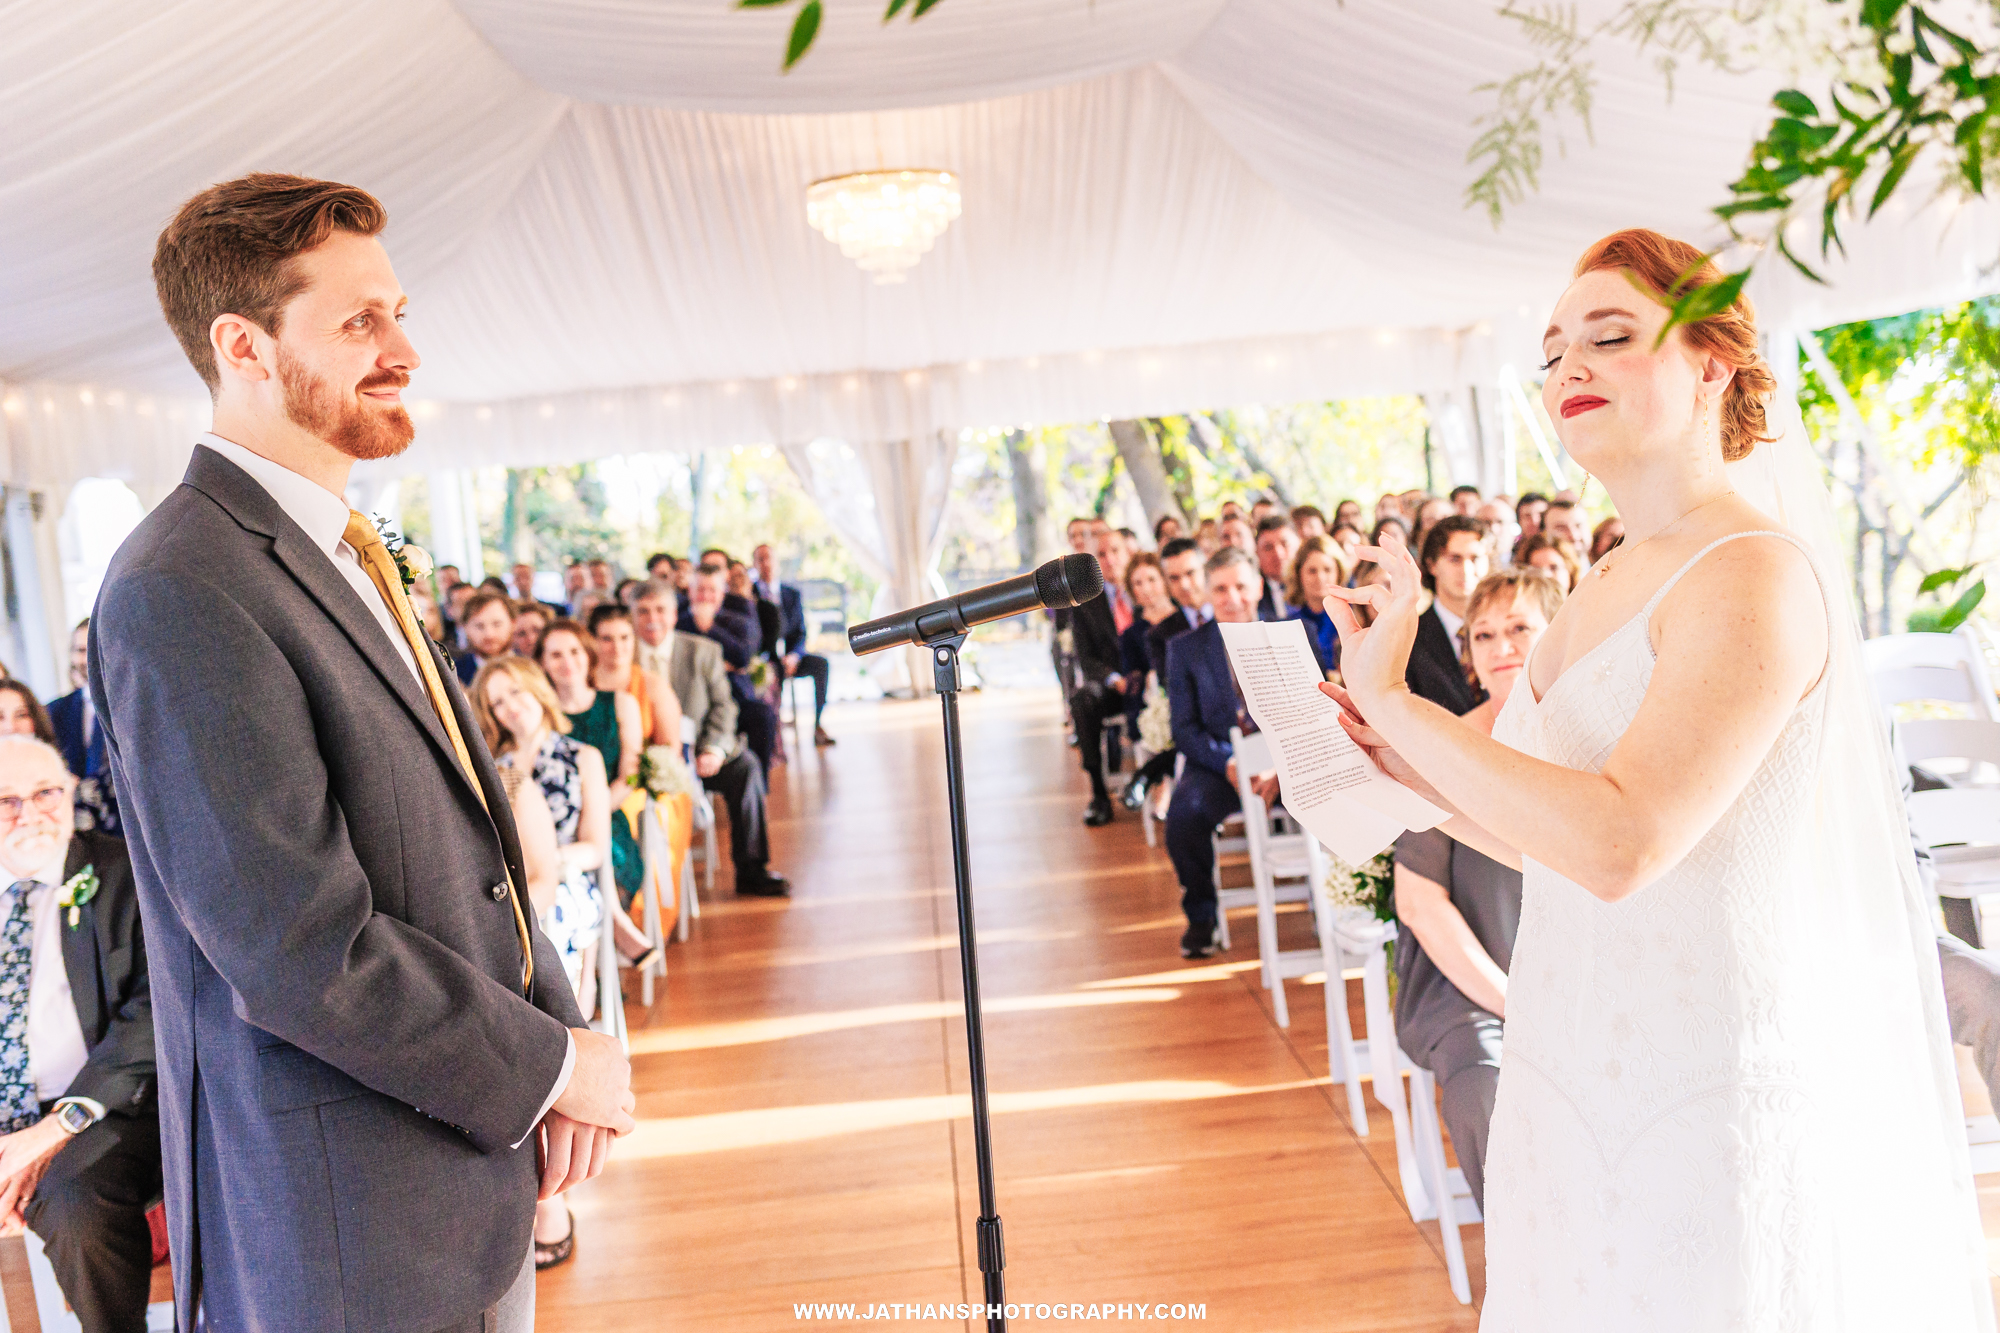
[1253,517,1300,621]
[680,567,776,771]
[47,620,120,835]
[1163,547,1280,958]
[452,589,517,686]
[1405,516,1490,715]
[752,544,834,748]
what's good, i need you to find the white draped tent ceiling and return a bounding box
[7,0,2000,524]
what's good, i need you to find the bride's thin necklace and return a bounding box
[1591,494,1727,580]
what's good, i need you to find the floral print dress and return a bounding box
[503,731,602,997]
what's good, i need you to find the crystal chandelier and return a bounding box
[805,169,962,284]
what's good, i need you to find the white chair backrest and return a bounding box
[1232,728,1274,774]
[1909,789,2000,851]
[1899,719,2000,771]
[1863,630,2000,721]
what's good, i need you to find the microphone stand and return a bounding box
[925,631,1008,1331]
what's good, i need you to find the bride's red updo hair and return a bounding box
[1573,229,1775,461]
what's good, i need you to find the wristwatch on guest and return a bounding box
[52,1099,102,1137]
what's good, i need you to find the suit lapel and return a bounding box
[58,838,103,1044]
[184,447,478,808]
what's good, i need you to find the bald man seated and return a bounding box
[0,736,159,1332]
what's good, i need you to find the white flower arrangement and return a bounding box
[631,745,697,800]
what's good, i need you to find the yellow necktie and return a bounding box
[343,512,534,993]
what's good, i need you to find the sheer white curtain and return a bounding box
[782,433,958,691]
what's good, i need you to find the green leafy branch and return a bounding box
[1910,564,1987,632]
[1467,1,1766,224]
[740,0,947,72]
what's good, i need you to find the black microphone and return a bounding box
[849,554,1104,655]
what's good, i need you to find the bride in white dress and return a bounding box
[1324,229,1992,1330]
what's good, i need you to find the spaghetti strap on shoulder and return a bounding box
[1638,529,1820,621]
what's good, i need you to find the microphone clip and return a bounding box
[923,631,970,693]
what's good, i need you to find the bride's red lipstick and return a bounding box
[1560,395,1607,419]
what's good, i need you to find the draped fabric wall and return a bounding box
[10,0,2000,669]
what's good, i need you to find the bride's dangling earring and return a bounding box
[1578,470,1591,503]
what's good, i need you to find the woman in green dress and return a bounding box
[537,619,659,969]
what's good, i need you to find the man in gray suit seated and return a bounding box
[94,173,634,1333]
[0,738,159,1333]
[631,582,790,897]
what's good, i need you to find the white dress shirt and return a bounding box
[199,434,573,1143]
[13,843,93,1107]
[1433,600,1466,653]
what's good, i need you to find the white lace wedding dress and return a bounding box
[1481,531,1989,1331]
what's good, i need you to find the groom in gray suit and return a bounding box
[90,174,635,1332]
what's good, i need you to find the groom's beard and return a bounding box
[278,349,415,461]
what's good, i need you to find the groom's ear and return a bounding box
[210,312,275,389]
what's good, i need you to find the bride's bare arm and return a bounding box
[1326,530,1825,902]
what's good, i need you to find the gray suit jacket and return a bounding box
[659,632,740,761]
[89,445,582,1332]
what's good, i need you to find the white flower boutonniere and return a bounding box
[370,517,432,593]
[57,866,100,929]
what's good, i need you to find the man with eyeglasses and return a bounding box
[0,736,158,1331]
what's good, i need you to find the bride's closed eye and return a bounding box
[1540,334,1631,373]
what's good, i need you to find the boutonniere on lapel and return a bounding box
[57,866,99,929]
[370,517,433,595]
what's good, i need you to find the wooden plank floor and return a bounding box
[538,688,1483,1330]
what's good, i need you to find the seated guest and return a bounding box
[1163,548,1278,959]
[1516,531,1583,593]
[1218,514,1256,558]
[1329,521,1365,566]
[1449,484,1482,516]
[1147,538,1211,680]
[470,659,607,1272]
[1475,499,1518,565]
[753,544,835,748]
[1119,553,1182,813]
[1252,517,1300,620]
[727,562,783,661]
[1067,544,1128,828]
[1541,497,1592,554]
[631,582,789,897]
[586,559,616,596]
[1193,518,1221,556]
[0,682,56,746]
[0,737,160,1331]
[452,588,516,684]
[1097,524,1134,635]
[1369,515,1410,550]
[1589,515,1626,565]
[1290,505,1328,541]
[537,620,642,898]
[1152,514,1183,547]
[589,604,684,750]
[1410,495,1452,554]
[680,568,778,772]
[1373,493,1405,525]
[441,581,476,649]
[645,553,676,582]
[1333,499,1363,528]
[1514,491,1549,545]
[1391,566,1562,1212]
[48,620,118,836]
[1286,535,1348,677]
[508,562,566,618]
[511,602,552,659]
[562,562,588,613]
[1407,515,1490,715]
[1248,497,1279,527]
[615,578,646,609]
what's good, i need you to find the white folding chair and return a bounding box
[1217,729,1312,969]
[22,1228,174,1331]
[1862,628,2000,721]
[1334,914,1475,1305]
[680,715,719,899]
[1910,787,2000,944]
[634,795,672,1006]
[1227,728,1321,1025]
[591,867,628,1051]
[1899,718,2000,790]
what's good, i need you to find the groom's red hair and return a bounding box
[153,173,387,393]
[1575,229,1775,462]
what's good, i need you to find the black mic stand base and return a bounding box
[926,633,1008,1332]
